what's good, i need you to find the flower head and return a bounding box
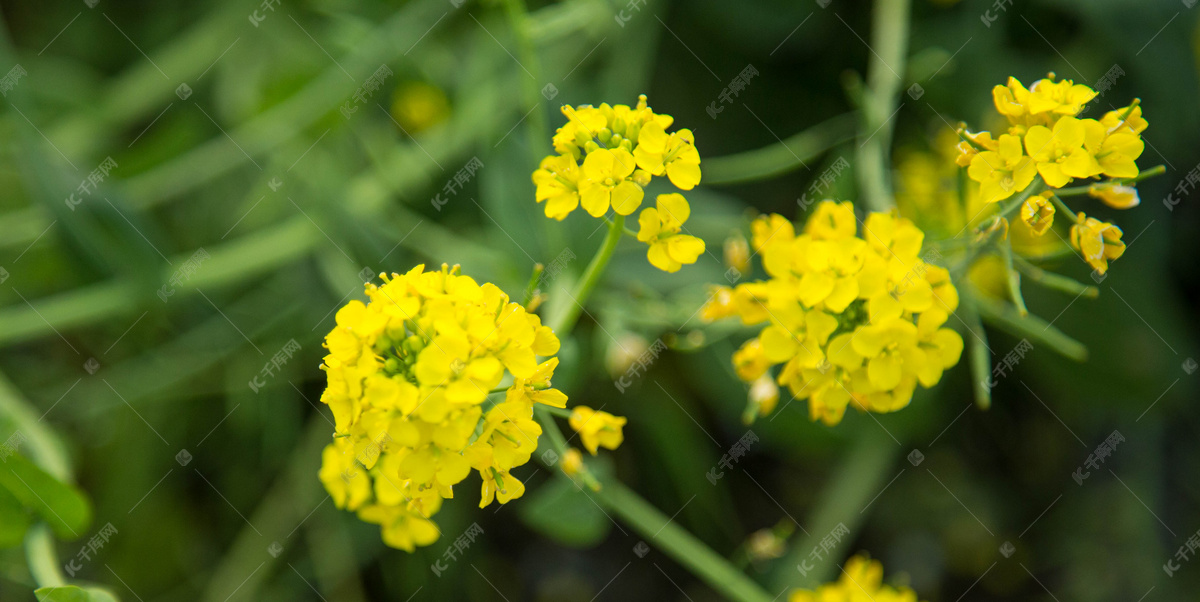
[1020,192,1056,236]
[789,554,926,602]
[637,193,706,273]
[967,134,1037,203]
[535,95,704,272]
[568,406,627,455]
[1070,213,1125,274]
[318,264,572,550]
[704,202,963,425]
[1087,183,1140,209]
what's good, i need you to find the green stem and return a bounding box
[24,525,65,588]
[998,241,1028,317]
[970,286,1088,362]
[1054,165,1166,196]
[501,0,551,164]
[960,291,993,410]
[855,0,910,212]
[597,482,774,602]
[1012,255,1098,298]
[1047,192,1079,224]
[548,214,624,337]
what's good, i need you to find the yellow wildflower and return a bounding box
[568,406,627,455]
[532,154,582,220]
[1070,213,1125,274]
[993,75,1095,129]
[789,554,926,602]
[967,134,1037,203]
[633,123,702,189]
[580,148,644,216]
[705,202,963,426]
[1023,116,1101,187]
[1082,118,1144,178]
[637,193,706,273]
[560,448,584,478]
[1088,183,1140,209]
[724,232,751,275]
[317,264,574,550]
[1020,192,1056,235]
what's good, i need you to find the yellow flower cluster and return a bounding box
[532,95,705,272]
[960,75,1147,274]
[963,75,1146,204]
[789,555,925,602]
[317,264,571,551]
[702,201,963,425]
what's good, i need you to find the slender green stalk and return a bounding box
[998,242,1028,316]
[1048,192,1080,224]
[855,0,911,212]
[532,214,774,601]
[971,287,1088,362]
[548,215,624,337]
[1012,255,1098,298]
[961,295,993,410]
[597,483,774,602]
[1054,164,1165,196]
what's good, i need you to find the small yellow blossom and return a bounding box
[1082,118,1144,178]
[745,374,780,423]
[637,193,706,273]
[1023,116,1102,187]
[560,448,584,478]
[724,232,751,276]
[532,154,582,220]
[568,406,627,455]
[705,202,963,425]
[1070,213,1125,274]
[633,123,701,189]
[788,554,926,602]
[967,134,1036,203]
[580,148,644,216]
[1088,183,1140,209]
[1020,192,1056,235]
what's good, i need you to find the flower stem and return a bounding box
[596,482,775,602]
[1054,164,1166,196]
[855,0,910,212]
[548,214,624,337]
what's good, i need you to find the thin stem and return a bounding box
[998,241,1028,316]
[1012,255,1098,298]
[548,214,625,336]
[1047,192,1079,224]
[855,0,910,212]
[1054,164,1166,196]
[960,291,993,410]
[597,482,774,602]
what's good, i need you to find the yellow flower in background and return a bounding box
[1088,183,1140,209]
[568,406,627,455]
[317,264,578,551]
[1020,192,1055,235]
[560,448,584,478]
[637,193,706,273]
[968,134,1036,203]
[390,81,450,134]
[1023,117,1101,187]
[788,554,926,602]
[704,202,963,426]
[1070,213,1126,274]
[534,95,705,272]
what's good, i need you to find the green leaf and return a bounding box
[0,453,92,540]
[0,483,31,547]
[518,473,611,548]
[34,585,119,602]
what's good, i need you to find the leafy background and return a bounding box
[0,0,1198,600]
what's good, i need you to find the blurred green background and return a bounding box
[1,0,1198,600]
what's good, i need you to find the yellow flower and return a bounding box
[568,406,627,455]
[1023,116,1101,187]
[1070,213,1125,274]
[356,503,441,552]
[705,203,963,426]
[954,129,997,167]
[637,193,706,272]
[1082,118,1144,179]
[1020,192,1056,235]
[579,148,644,216]
[724,232,751,275]
[789,554,927,602]
[746,373,780,421]
[992,75,1095,128]
[1101,103,1148,136]
[1087,183,1140,209]
[317,264,571,550]
[531,154,582,220]
[536,95,701,226]
[633,123,702,189]
[968,134,1037,203]
[560,448,584,478]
